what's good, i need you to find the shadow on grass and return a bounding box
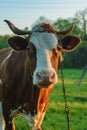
[74,96,87,102]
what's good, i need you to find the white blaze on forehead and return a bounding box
[30,32,58,50]
[29,32,58,85]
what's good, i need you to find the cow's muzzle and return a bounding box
[36,71,57,87]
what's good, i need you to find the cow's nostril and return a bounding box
[37,72,49,80]
[36,72,43,79]
[49,72,55,82]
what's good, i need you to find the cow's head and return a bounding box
[4,20,81,88]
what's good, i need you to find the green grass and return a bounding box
[14,69,87,130]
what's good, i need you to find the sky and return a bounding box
[0,0,87,35]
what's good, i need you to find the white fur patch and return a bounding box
[22,113,34,127]
[30,32,58,85]
[30,32,58,50]
[2,50,13,66]
[31,16,51,31]
[10,107,34,127]
[23,111,45,130]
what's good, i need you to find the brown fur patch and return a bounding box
[41,23,56,32]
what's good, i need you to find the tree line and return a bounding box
[0,8,87,68]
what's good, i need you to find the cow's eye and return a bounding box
[27,43,35,54]
[28,47,34,54]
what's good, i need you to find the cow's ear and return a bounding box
[8,36,28,51]
[61,35,81,52]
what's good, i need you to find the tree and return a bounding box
[53,18,71,31]
[75,8,87,39]
[0,35,10,49]
[53,17,83,37]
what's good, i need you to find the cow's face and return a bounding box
[29,32,59,87]
[6,21,81,88]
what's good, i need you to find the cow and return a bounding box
[0,19,81,130]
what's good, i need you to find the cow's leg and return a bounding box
[5,121,15,130]
[0,102,5,130]
[32,112,45,130]
[2,102,15,130]
[3,116,15,130]
[3,114,15,130]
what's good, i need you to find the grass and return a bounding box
[14,69,87,130]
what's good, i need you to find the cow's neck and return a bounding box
[36,86,53,113]
[27,84,53,115]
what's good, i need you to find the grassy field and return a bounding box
[14,69,87,130]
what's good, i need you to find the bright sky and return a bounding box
[0,0,87,35]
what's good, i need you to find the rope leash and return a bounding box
[60,60,71,130]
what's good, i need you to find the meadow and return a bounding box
[14,69,87,130]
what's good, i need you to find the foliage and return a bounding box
[63,40,87,68]
[0,35,10,49]
[75,8,87,39]
[53,17,83,38]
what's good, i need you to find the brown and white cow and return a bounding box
[0,20,81,130]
